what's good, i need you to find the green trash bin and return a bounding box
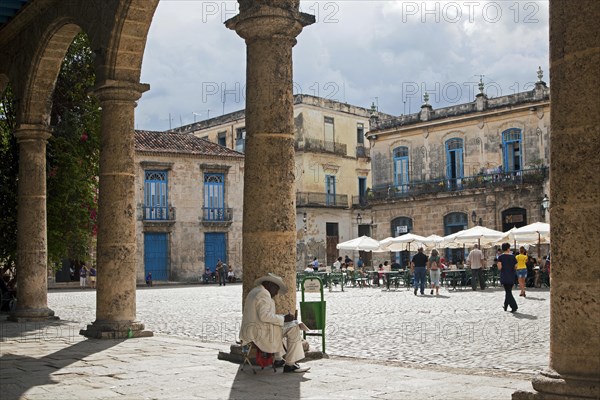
[299,301,326,331]
[300,276,326,353]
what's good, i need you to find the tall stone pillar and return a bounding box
[9,125,57,321]
[513,1,600,398]
[80,80,152,339]
[225,4,314,313]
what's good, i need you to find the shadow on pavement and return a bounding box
[1,328,122,400]
[228,365,308,399]
[0,317,78,340]
[512,313,538,320]
[523,296,546,301]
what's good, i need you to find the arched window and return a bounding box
[502,128,522,172]
[144,170,168,220]
[204,173,225,221]
[445,138,464,190]
[393,146,409,192]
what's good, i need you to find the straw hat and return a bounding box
[254,273,288,294]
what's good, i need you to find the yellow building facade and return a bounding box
[173,94,389,268]
[365,76,550,267]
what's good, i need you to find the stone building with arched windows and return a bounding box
[364,74,550,266]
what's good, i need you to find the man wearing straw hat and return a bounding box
[239,273,310,373]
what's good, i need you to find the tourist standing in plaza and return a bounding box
[312,257,319,272]
[411,247,428,296]
[515,247,528,297]
[215,259,226,286]
[79,264,87,288]
[466,244,486,290]
[89,265,97,289]
[428,249,441,296]
[497,243,518,313]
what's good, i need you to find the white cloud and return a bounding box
[136,0,549,131]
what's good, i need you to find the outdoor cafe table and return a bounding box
[370,270,404,291]
[444,269,467,290]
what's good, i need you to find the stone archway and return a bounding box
[0,0,159,338]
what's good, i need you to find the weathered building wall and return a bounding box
[135,152,244,282]
[371,102,550,188]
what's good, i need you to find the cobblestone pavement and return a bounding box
[45,283,550,376]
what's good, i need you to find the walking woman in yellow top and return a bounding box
[515,246,528,297]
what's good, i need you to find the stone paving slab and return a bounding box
[0,284,549,399]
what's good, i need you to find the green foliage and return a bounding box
[0,86,18,269]
[46,33,100,268]
[0,33,100,272]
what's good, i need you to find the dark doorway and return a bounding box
[326,222,339,266]
[502,207,527,232]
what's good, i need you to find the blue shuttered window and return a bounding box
[502,128,522,173]
[445,138,464,190]
[204,173,225,221]
[144,171,168,220]
[393,146,410,192]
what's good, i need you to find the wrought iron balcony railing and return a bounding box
[143,206,175,221]
[352,195,370,208]
[356,145,370,159]
[296,191,349,208]
[202,207,233,222]
[365,167,547,204]
[295,138,347,156]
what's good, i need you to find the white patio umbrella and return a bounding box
[371,237,394,253]
[336,235,381,251]
[510,222,550,258]
[440,232,465,249]
[422,234,444,250]
[380,233,428,252]
[451,226,505,248]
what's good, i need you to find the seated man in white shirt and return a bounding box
[239,273,310,373]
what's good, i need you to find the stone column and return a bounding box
[513,1,600,398]
[80,80,152,339]
[9,125,57,321]
[226,4,314,313]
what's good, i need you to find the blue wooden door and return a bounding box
[144,233,168,281]
[205,232,226,272]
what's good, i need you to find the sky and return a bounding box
[136,1,550,131]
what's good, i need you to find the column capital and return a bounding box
[13,124,52,142]
[93,80,150,103]
[225,5,315,43]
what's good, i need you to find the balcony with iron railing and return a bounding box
[352,195,370,208]
[364,167,548,205]
[356,145,370,159]
[143,205,176,221]
[201,207,233,226]
[296,191,349,208]
[295,138,347,156]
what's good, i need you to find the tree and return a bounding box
[0,32,100,273]
[0,85,18,271]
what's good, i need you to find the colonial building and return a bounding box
[134,130,244,282]
[365,72,550,266]
[172,94,392,269]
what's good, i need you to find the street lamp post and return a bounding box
[541,194,550,219]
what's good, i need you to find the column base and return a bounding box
[513,369,600,399]
[80,320,153,339]
[8,307,59,322]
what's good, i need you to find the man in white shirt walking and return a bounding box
[466,244,486,290]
